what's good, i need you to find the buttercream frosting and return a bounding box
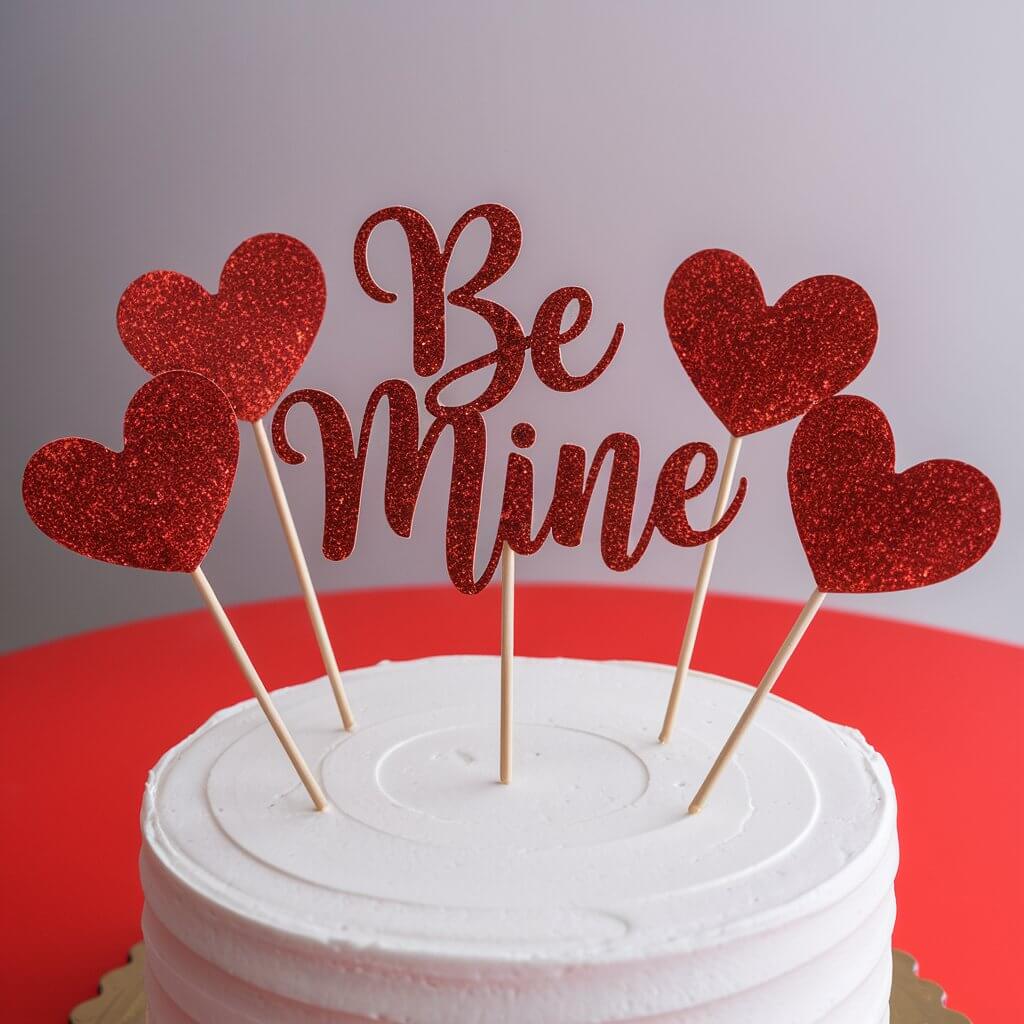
[141,656,897,1023]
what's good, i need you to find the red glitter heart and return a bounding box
[664,249,877,436]
[22,371,239,573]
[117,234,326,421]
[789,395,1000,593]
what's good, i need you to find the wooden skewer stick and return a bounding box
[688,587,826,815]
[660,433,743,743]
[252,418,355,731]
[500,542,514,785]
[191,565,328,811]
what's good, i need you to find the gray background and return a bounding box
[2,1,1021,652]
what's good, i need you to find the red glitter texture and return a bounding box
[22,371,238,573]
[354,205,523,381]
[353,205,623,419]
[274,385,744,596]
[664,249,877,436]
[117,233,326,421]
[789,395,1000,593]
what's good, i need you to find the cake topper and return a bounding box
[22,371,328,811]
[23,371,237,573]
[789,395,1000,592]
[117,234,325,422]
[658,249,878,743]
[117,235,354,730]
[274,205,747,781]
[688,394,1001,813]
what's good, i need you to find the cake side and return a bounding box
[141,655,898,1024]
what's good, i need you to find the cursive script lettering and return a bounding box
[275,203,747,594]
[273,386,745,594]
[354,205,623,417]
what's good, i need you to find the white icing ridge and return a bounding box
[141,656,898,1023]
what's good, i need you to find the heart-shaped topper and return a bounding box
[117,234,326,422]
[23,371,239,573]
[664,249,878,437]
[789,395,1000,593]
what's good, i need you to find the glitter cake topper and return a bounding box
[789,395,1000,593]
[117,233,326,421]
[354,205,624,414]
[688,391,1002,812]
[274,206,746,595]
[27,205,1001,606]
[19,200,1007,805]
[21,372,330,810]
[274,383,744,595]
[664,249,878,437]
[23,371,238,573]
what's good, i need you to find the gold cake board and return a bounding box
[70,945,970,1023]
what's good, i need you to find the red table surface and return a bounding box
[1,585,1021,1022]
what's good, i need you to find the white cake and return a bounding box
[140,656,898,1023]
